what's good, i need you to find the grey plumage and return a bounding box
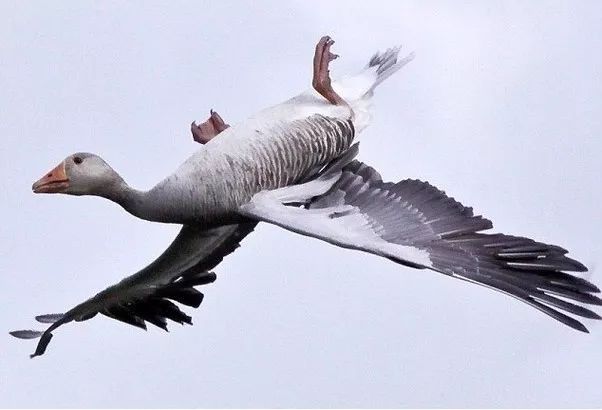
[12,149,599,357]
[10,132,358,358]
[9,330,43,339]
[11,223,256,357]
[366,47,415,92]
[35,314,64,324]
[227,116,354,202]
[10,42,422,358]
[306,160,599,331]
[10,38,597,361]
[153,115,356,224]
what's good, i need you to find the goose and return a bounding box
[11,37,600,358]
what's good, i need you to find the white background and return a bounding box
[2,1,601,407]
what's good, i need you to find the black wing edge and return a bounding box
[9,270,217,358]
[320,160,601,332]
[437,233,601,333]
[10,222,257,358]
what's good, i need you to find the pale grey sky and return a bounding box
[1,1,601,408]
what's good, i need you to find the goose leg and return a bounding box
[190,109,230,144]
[312,36,345,106]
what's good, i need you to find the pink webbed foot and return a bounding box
[312,35,345,106]
[191,109,230,144]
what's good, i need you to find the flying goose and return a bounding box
[11,37,599,358]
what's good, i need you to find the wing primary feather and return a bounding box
[9,330,43,339]
[158,288,205,308]
[102,306,147,330]
[35,313,65,324]
[12,223,255,357]
[31,332,54,358]
[244,158,600,332]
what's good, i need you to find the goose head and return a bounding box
[32,153,123,196]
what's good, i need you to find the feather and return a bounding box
[35,313,65,324]
[241,159,599,332]
[9,330,43,339]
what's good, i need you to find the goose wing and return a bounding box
[10,222,256,358]
[240,158,600,332]
[9,146,356,358]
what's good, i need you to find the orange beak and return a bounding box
[32,162,69,193]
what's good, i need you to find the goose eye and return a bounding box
[73,156,83,165]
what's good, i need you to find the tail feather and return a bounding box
[333,45,414,133]
[367,47,415,91]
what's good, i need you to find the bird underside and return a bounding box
[10,36,599,359]
[10,146,600,358]
[239,151,601,333]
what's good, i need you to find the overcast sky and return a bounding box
[2,1,601,408]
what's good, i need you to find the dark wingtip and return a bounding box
[35,313,65,324]
[573,260,589,273]
[587,285,599,294]
[569,319,589,333]
[10,330,43,339]
[589,311,602,320]
[29,332,53,358]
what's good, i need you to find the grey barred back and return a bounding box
[207,115,354,208]
[233,115,355,191]
[151,114,355,224]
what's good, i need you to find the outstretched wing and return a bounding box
[240,160,601,332]
[10,222,256,358]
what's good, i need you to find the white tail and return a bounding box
[368,47,415,92]
[332,46,415,133]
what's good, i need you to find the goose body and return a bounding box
[141,48,413,225]
[11,38,601,358]
[147,112,355,225]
